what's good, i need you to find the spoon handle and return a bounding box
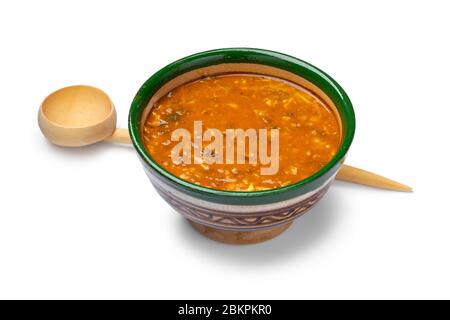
[105,128,412,192]
[105,128,132,144]
[336,164,412,192]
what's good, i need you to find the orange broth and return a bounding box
[142,74,341,191]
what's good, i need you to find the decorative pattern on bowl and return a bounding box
[145,165,333,231]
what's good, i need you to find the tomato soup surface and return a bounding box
[143,74,341,191]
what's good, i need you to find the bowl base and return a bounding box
[187,220,292,244]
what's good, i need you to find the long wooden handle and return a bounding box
[336,164,412,192]
[106,128,412,192]
[105,128,132,144]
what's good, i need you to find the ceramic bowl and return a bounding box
[129,48,355,244]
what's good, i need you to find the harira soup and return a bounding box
[141,74,341,192]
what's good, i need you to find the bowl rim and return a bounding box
[129,48,355,199]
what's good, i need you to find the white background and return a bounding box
[0,0,449,299]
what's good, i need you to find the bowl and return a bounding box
[129,48,355,244]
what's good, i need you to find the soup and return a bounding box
[142,74,341,191]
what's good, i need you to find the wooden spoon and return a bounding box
[38,85,412,192]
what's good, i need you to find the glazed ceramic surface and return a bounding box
[129,48,355,232]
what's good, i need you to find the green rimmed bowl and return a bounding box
[129,48,355,244]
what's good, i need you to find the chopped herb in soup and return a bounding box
[142,74,340,191]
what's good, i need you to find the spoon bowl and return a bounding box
[38,85,117,147]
